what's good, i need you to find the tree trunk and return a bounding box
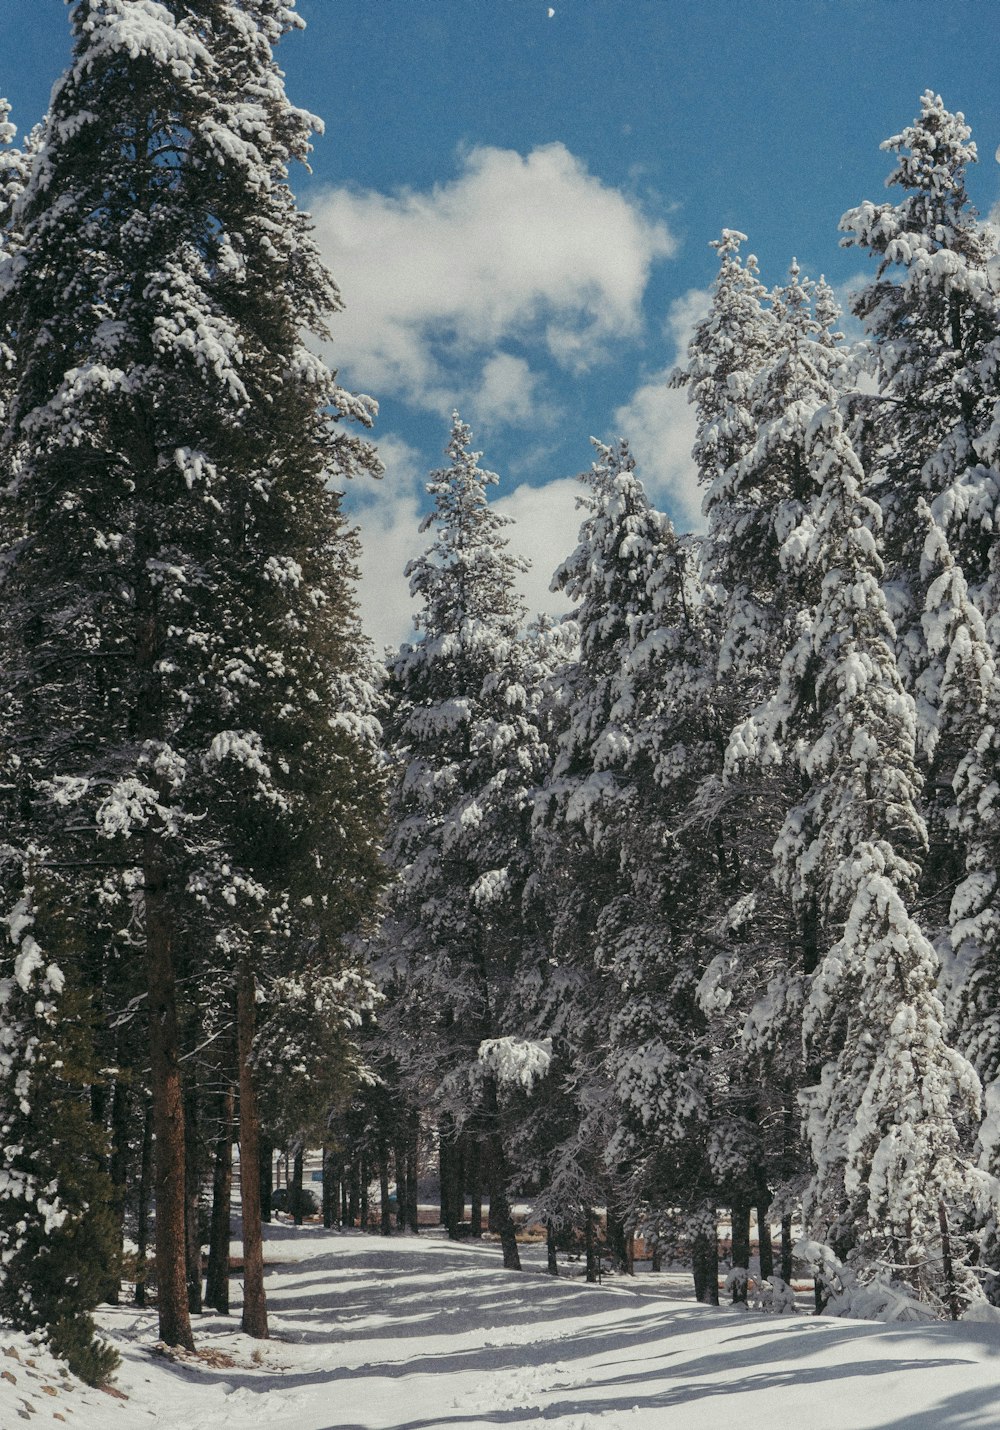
[322,1149,334,1230]
[481,1081,520,1269]
[144,836,194,1349]
[205,1086,234,1314]
[357,1157,366,1230]
[406,1113,420,1234]
[469,1139,482,1238]
[939,1199,960,1321]
[379,1146,392,1236]
[236,953,268,1339]
[184,1077,204,1314]
[393,1136,407,1232]
[292,1145,304,1226]
[780,1213,794,1286]
[259,1136,273,1223]
[584,1206,599,1283]
[340,1171,350,1228]
[693,1218,720,1305]
[546,1223,558,1276]
[730,1200,751,1304]
[134,1095,154,1308]
[606,1204,631,1274]
[757,1205,774,1282]
[447,1139,465,1238]
[106,1072,131,1305]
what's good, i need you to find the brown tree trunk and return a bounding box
[205,1086,234,1314]
[237,953,268,1339]
[134,1095,154,1308]
[144,838,194,1349]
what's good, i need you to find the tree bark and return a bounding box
[106,1072,131,1305]
[184,1077,204,1314]
[780,1213,794,1286]
[134,1095,154,1308]
[481,1081,520,1269]
[292,1145,304,1226]
[236,953,268,1339]
[144,835,194,1349]
[546,1223,558,1276]
[584,1206,599,1283]
[406,1113,420,1234]
[356,1157,366,1230]
[730,1200,751,1304]
[693,1220,720,1305]
[379,1146,392,1236]
[469,1139,482,1238]
[322,1149,334,1230]
[259,1136,273,1223]
[205,1086,234,1314]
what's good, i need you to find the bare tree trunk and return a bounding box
[469,1140,482,1238]
[481,1080,520,1270]
[584,1206,599,1283]
[134,1095,154,1308]
[379,1146,392,1236]
[406,1113,420,1234]
[357,1157,366,1230]
[144,837,194,1349]
[322,1148,334,1229]
[205,1086,234,1314]
[780,1213,794,1285]
[259,1136,273,1223]
[237,954,268,1339]
[693,1213,720,1305]
[292,1145,304,1226]
[939,1200,960,1321]
[546,1223,558,1276]
[184,1077,204,1314]
[730,1200,751,1304]
[106,1072,131,1305]
[393,1136,407,1231]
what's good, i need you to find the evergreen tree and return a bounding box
[0,0,384,1348]
[376,414,551,1271]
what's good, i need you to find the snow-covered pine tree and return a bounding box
[376,414,551,1270]
[774,401,982,1309]
[840,91,1000,940]
[0,0,384,1349]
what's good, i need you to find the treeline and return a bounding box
[354,92,1000,1324]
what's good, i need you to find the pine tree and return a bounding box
[376,414,551,1270]
[0,0,384,1348]
[773,402,981,1307]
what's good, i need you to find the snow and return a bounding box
[7,1225,1000,1429]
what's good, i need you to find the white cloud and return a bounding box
[494,477,583,622]
[348,433,424,654]
[612,288,711,533]
[312,143,675,420]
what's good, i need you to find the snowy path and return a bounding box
[3,1226,1000,1428]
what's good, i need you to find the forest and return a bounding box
[2,0,1000,1395]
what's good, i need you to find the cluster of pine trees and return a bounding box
[0,0,386,1381]
[362,91,1000,1324]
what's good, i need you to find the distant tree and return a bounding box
[376,414,552,1270]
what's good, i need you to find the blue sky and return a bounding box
[2,0,999,646]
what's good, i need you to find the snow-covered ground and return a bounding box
[4,1223,1000,1429]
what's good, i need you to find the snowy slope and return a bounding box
[3,1225,1000,1429]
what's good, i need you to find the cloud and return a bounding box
[347,433,425,654]
[312,143,675,420]
[611,288,711,533]
[494,477,583,622]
